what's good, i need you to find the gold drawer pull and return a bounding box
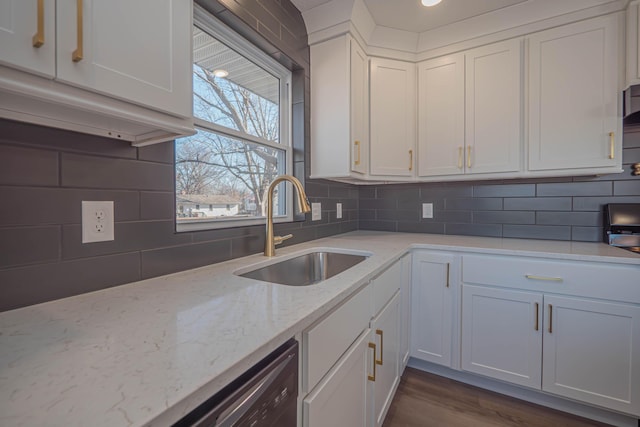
[354,140,361,166]
[525,274,563,282]
[72,0,83,62]
[408,149,413,171]
[368,342,377,381]
[457,147,463,169]
[609,132,615,160]
[467,145,472,168]
[534,302,539,331]
[375,329,383,366]
[32,0,44,47]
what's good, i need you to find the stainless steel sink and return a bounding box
[237,251,369,286]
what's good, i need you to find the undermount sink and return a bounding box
[237,250,370,286]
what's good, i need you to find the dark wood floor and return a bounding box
[382,368,614,427]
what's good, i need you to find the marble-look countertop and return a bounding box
[1,231,638,427]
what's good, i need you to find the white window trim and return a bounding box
[177,6,293,233]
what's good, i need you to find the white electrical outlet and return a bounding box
[312,203,321,221]
[82,201,114,243]
[336,203,343,219]
[422,203,434,219]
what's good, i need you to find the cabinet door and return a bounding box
[542,295,640,416]
[351,38,369,175]
[0,0,55,77]
[304,329,373,427]
[410,252,456,367]
[371,292,400,427]
[465,39,522,174]
[370,58,416,177]
[399,254,412,369]
[55,0,191,117]
[417,54,465,177]
[461,285,542,389]
[528,14,621,171]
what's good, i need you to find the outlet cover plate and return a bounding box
[422,203,434,219]
[312,203,321,221]
[336,203,343,219]
[82,201,114,243]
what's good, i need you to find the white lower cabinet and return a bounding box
[303,329,373,427]
[410,251,457,367]
[302,258,405,427]
[460,254,640,416]
[399,254,411,368]
[461,284,542,388]
[542,295,640,414]
[371,292,400,427]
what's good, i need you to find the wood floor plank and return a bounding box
[382,368,614,427]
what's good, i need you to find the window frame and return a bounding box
[177,5,293,232]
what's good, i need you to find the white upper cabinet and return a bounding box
[417,39,522,178]
[465,39,522,175]
[528,14,622,173]
[0,0,193,145]
[626,1,640,88]
[417,53,465,177]
[351,39,369,175]
[370,57,416,177]
[310,34,369,179]
[0,0,55,77]
[308,9,624,183]
[55,0,191,118]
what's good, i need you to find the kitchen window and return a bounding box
[176,9,292,232]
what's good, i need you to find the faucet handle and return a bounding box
[273,234,293,245]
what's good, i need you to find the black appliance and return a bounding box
[604,203,640,254]
[173,339,298,427]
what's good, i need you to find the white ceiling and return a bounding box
[291,0,530,33]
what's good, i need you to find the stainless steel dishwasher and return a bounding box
[173,339,298,427]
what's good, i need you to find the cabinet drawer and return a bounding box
[372,260,402,315]
[462,254,640,303]
[304,284,372,392]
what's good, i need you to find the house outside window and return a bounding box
[176,8,292,231]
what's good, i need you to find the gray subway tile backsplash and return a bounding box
[1,0,640,312]
[503,197,572,211]
[0,144,58,186]
[536,181,612,197]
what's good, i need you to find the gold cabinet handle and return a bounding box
[467,146,472,168]
[72,0,83,62]
[457,147,463,169]
[525,274,563,282]
[368,342,377,381]
[32,0,44,47]
[445,263,450,288]
[375,329,383,366]
[548,304,553,334]
[408,149,413,171]
[609,132,615,160]
[534,302,539,331]
[354,140,361,166]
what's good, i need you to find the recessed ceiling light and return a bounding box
[213,69,229,78]
[421,0,442,6]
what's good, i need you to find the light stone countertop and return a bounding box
[1,231,639,427]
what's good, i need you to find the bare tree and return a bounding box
[176,66,282,215]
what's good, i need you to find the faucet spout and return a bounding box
[264,175,311,257]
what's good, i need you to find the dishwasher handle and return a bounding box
[215,352,294,426]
